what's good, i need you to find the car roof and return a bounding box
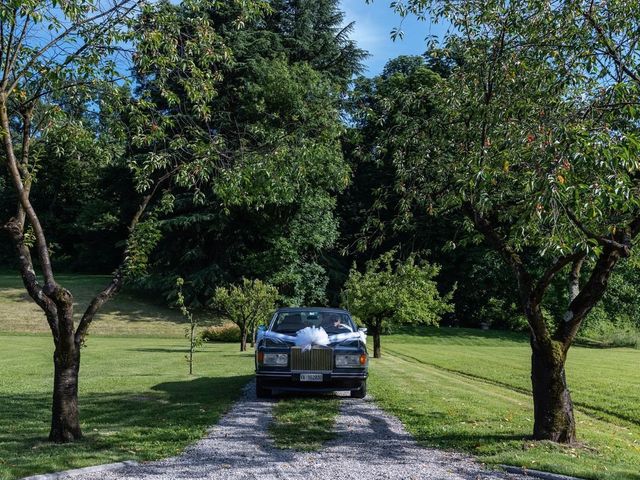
[275,307,351,314]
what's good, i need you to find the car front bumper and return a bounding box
[256,371,367,392]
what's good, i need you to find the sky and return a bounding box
[340,0,449,76]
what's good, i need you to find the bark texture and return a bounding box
[530,339,576,443]
[50,343,82,442]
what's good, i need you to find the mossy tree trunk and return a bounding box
[530,338,575,442]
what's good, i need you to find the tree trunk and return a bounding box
[372,330,381,358]
[530,338,576,443]
[240,324,247,352]
[49,343,82,443]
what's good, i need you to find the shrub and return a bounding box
[578,310,639,349]
[475,297,529,332]
[200,323,241,343]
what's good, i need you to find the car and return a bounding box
[254,307,368,398]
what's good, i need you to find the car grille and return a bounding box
[290,347,332,372]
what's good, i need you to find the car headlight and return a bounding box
[263,353,288,366]
[335,354,367,367]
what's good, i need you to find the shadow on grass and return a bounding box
[0,374,253,480]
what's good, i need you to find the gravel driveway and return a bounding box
[65,383,531,480]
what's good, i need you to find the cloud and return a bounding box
[340,1,388,51]
[340,0,433,75]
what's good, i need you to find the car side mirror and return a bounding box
[358,327,367,334]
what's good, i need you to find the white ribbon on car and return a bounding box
[294,327,330,352]
[258,326,366,349]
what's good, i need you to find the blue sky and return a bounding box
[340,1,449,76]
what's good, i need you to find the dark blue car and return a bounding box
[255,307,368,398]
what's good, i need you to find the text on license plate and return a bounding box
[300,373,323,382]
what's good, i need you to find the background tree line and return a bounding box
[2,2,637,344]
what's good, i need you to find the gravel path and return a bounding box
[65,383,531,480]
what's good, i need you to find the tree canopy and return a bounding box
[212,278,279,351]
[342,250,452,357]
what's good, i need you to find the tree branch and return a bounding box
[1,11,16,88]
[530,252,585,306]
[461,202,548,341]
[557,245,620,348]
[583,9,640,86]
[3,219,59,340]
[75,172,173,343]
[8,0,139,93]
[565,206,631,256]
[568,255,584,303]
[0,96,56,289]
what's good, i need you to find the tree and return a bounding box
[0,0,144,443]
[342,251,452,358]
[0,0,268,443]
[386,0,640,443]
[212,278,279,351]
[175,277,202,375]
[131,0,364,307]
[338,55,515,327]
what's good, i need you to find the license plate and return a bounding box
[300,373,323,382]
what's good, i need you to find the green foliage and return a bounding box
[342,250,453,336]
[339,55,520,326]
[579,312,639,349]
[211,278,278,349]
[124,218,163,278]
[356,1,640,359]
[130,0,359,306]
[386,0,640,263]
[200,323,242,343]
[476,297,528,332]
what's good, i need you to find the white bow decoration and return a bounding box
[258,326,366,347]
[294,326,330,352]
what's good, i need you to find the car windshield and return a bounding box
[271,310,355,335]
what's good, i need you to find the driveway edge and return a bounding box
[500,465,585,480]
[20,460,139,480]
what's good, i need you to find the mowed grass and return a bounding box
[370,327,640,480]
[0,334,254,480]
[269,395,340,451]
[0,273,191,337]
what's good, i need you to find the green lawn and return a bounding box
[0,335,253,480]
[269,395,340,451]
[0,273,191,337]
[370,327,640,480]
